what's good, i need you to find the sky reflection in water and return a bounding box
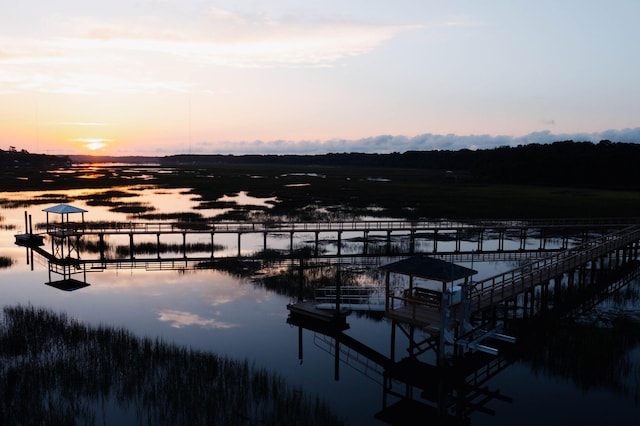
[2,183,640,425]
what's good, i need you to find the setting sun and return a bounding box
[74,138,112,152]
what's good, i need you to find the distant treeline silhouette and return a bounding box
[5,141,640,189]
[161,140,640,189]
[0,148,71,169]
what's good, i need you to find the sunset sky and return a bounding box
[1,1,639,156]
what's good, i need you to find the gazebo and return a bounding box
[380,256,477,293]
[42,204,87,259]
[43,204,87,235]
[380,256,477,329]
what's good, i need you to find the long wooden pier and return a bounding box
[467,225,640,313]
[27,216,640,262]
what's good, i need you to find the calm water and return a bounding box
[1,182,639,425]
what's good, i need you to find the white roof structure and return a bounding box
[42,204,88,214]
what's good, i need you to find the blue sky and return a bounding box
[1,0,638,155]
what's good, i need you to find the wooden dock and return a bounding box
[379,225,640,335]
[21,215,640,261]
[286,301,351,330]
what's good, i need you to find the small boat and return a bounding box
[314,285,385,312]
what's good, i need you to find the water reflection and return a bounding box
[157,309,239,329]
[0,305,345,425]
[287,268,640,425]
[3,178,640,425]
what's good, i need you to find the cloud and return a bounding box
[179,128,640,155]
[61,17,419,68]
[157,309,238,329]
[0,7,419,94]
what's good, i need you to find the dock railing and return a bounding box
[61,217,640,235]
[468,226,640,312]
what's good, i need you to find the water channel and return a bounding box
[1,173,639,425]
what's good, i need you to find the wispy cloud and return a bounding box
[5,6,420,67]
[157,309,238,329]
[58,12,420,68]
[0,7,419,95]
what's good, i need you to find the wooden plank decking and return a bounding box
[385,303,448,334]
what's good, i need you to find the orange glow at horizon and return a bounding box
[73,138,113,152]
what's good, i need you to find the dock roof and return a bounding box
[42,204,87,214]
[379,256,477,282]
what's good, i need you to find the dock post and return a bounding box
[410,229,416,254]
[363,230,369,255]
[238,233,242,258]
[99,234,105,260]
[430,230,436,254]
[520,228,527,250]
[297,257,304,302]
[290,232,294,255]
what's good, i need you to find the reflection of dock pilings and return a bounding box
[468,225,640,325]
[287,226,640,388]
[287,307,515,425]
[288,246,640,424]
[386,226,640,364]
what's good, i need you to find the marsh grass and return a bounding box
[0,215,16,232]
[4,163,640,220]
[77,189,139,201]
[115,242,225,257]
[139,212,205,222]
[258,262,359,299]
[154,164,640,220]
[0,257,12,269]
[109,201,156,215]
[0,305,345,425]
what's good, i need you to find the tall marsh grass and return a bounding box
[0,305,345,426]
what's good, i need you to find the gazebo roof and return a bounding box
[42,204,87,214]
[379,256,477,282]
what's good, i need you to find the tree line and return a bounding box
[3,140,639,189]
[161,140,640,189]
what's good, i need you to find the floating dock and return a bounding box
[286,301,350,330]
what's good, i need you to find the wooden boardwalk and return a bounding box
[468,225,640,313]
[381,225,640,336]
[41,216,640,236]
[24,216,640,263]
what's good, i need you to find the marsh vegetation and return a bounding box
[0,305,345,425]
